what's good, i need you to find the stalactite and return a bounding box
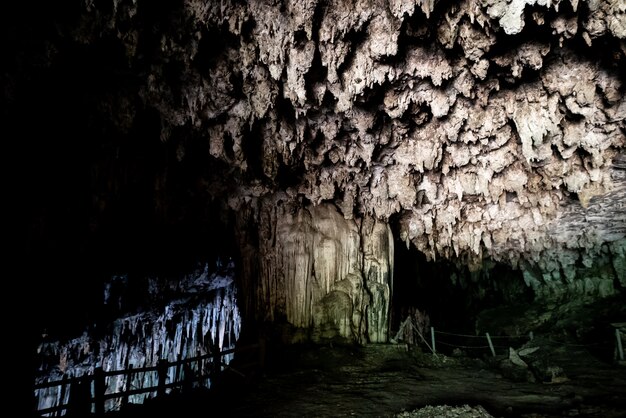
[34,264,241,414]
[14,0,626,352]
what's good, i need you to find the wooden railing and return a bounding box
[34,342,264,416]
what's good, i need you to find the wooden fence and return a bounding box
[34,342,264,416]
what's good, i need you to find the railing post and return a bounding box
[213,349,221,375]
[68,374,93,417]
[431,327,436,354]
[32,384,39,417]
[176,352,183,383]
[157,359,168,398]
[485,332,496,357]
[182,361,193,393]
[122,364,134,408]
[197,348,204,387]
[57,375,68,417]
[616,328,624,361]
[94,367,105,416]
[258,337,266,370]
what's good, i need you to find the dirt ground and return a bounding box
[115,341,626,418]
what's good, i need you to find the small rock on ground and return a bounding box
[396,404,494,418]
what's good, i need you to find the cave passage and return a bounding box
[391,232,534,355]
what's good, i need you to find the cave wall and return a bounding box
[237,200,393,343]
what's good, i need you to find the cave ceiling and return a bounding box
[8,0,626,284]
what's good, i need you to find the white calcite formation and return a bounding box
[34,263,241,414]
[40,0,626,341]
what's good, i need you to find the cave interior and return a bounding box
[6,0,626,417]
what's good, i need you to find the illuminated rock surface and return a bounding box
[10,0,624,342]
[34,262,241,413]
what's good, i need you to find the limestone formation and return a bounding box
[237,200,392,343]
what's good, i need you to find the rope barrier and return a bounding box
[433,330,484,338]
[431,336,611,351]
[433,330,526,339]
[435,340,491,349]
[394,315,615,354]
[546,338,611,347]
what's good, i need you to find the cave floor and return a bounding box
[116,341,626,418]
